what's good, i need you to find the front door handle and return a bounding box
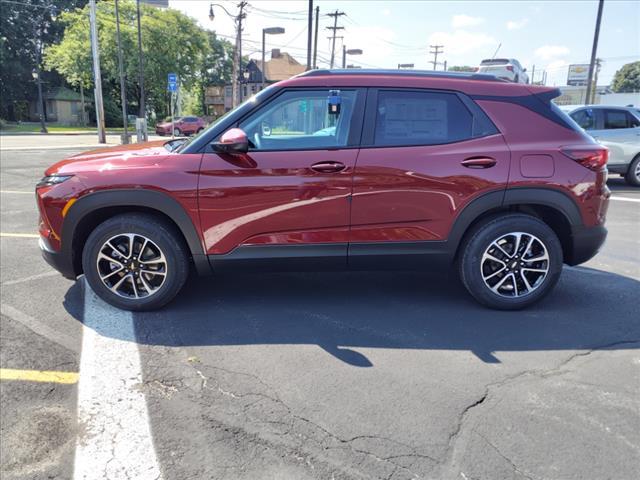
[310,161,346,173]
[461,157,497,169]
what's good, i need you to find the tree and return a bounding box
[194,31,235,115]
[44,0,211,123]
[611,61,640,93]
[0,0,87,120]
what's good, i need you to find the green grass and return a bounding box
[0,123,152,134]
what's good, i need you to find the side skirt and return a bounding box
[208,242,454,273]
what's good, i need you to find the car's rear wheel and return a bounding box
[625,155,640,187]
[82,214,189,311]
[459,214,563,310]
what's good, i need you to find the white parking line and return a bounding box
[74,282,162,480]
[0,233,39,238]
[0,190,33,194]
[610,196,640,203]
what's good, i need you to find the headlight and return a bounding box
[36,175,73,188]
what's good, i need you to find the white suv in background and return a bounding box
[564,105,640,186]
[477,58,529,84]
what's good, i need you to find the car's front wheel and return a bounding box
[459,214,563,310]
[173,128,181,136]
[625,155,640,187]
[82,214,189,311]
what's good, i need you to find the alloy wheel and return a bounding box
[480,232,550,298]
[96,233,167,299]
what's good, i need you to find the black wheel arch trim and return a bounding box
[447,186,583,254]
[62,189,210,277]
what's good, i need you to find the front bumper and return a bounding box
[566,225,608,266]
[40,236,76,279]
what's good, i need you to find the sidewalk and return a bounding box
[0,134,164,151]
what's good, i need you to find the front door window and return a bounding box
[239,90,357,151]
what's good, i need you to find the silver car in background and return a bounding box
[564,105,640,186]
[477,58,529,84]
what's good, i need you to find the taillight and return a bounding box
[506,65,514,72]
[561,146,609,171]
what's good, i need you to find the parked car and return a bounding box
[477,58,529,84]
[562,105,640,186]
[155,116,206,136]
[37,69,609,311]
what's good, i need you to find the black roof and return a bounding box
[299,68,505,82]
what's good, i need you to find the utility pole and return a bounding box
[89,0,106,143]
[429,45,444,70]
[531,65,535,84]
[585,0,604,106]
[312,5,319,69]
[135,0,147,141]
[306,0,313,70]
[326,10,345,68]
[236,1,247,106]
[443,60,447,71]
[591,58,602,103]
[115,0,128,144]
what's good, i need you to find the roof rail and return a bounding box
[298,68,506,82]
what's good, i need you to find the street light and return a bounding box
[261,27,285,90]
[342,47,363,69]
[31,68,47,134]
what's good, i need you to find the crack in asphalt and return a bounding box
[143,337,639,479]
[474,431,537,480]
[184,362,433,479]
[439,338,640,478]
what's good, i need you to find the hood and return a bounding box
[45,140,172,176]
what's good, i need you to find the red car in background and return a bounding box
[155,116,207,136]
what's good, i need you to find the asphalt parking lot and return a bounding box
[1,145,639,480]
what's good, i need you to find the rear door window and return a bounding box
[603,109,635,129]
[373,90,475,146]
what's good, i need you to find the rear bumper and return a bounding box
[607,163,629,175]
[40,236,76,280]
[566,225,608,266]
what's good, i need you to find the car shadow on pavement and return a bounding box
[63,266,640,366]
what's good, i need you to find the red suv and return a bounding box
[36,70,609,311]
[155,116,206,136]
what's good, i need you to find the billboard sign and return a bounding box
[567,64,590,86]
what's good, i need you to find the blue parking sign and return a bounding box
[167,73,177,92]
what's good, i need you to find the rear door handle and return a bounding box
[310,161,346,173]
[461,157,497,169]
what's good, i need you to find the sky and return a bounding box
[169,0,640,87]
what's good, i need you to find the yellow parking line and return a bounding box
[0,368,79,384]
[0,233,39,238]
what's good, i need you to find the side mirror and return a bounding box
[212,128,249,154]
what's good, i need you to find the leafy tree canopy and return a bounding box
[0,0,86,119]
[44,0,232,119]
[611,61,640,93]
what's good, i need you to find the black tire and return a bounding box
[624,155,640,187]
[82,213,189,311]
[173,128,181,136]
[458,214,563,310]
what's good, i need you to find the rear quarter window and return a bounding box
[374,90,477,146]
